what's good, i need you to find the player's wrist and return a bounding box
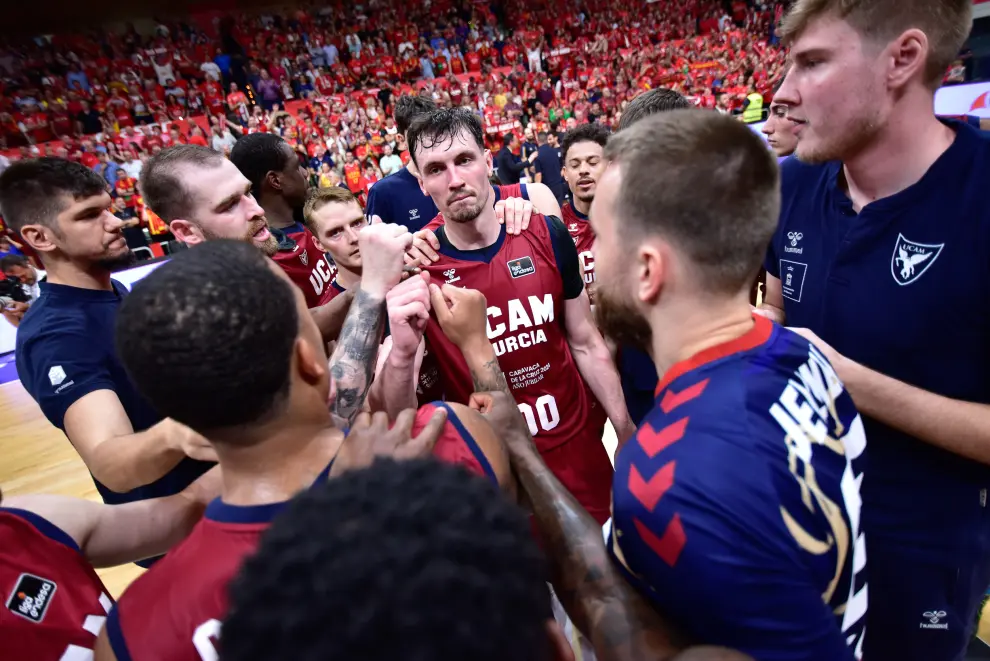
[358,280,389,300]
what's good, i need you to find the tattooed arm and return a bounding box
[310,289,355,343]
[469,390,689,661]
[329,223,413,425]
[328,288,387,425]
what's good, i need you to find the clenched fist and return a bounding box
[358,223,414,297]
[387,271,432,361]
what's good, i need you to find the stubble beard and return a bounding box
[594,281,653,355]
[796,107,882,165]
[446,186,490,224]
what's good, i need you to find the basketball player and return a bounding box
[220,458,568,661]
[592,111,866,657]
[559,123,610,298]
[367,95,562,233]
[0,473,219,657]
[93,240,514,661]
[138,145,352,344]
[229,133,338,307]
[0,158,214,515]
[384,108,635,525]
[759,1,989,657]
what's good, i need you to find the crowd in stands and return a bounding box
[0,0,792,238]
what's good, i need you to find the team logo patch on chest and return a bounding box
[891,234,944,286]
[507,256,536,278]
[6,573,57,623]
[299,249,309,266]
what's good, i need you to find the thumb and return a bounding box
[429,283,451,320]
[440,283,465,303]
[468,392,494,414]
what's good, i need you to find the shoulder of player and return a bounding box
[115,519,243,607]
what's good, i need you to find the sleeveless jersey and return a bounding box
[561,202,596,297]
[418,213,605,454]
[271,222,338,308]
[0,509,113,659]
[106,406,496,661]
[609,316,868,659]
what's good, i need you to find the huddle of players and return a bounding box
[0,87,871,661]
[34,0,990,653]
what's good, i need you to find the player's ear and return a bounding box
[295,335,327,386]
[169,219,204,246]
[18,222,57,254]
[544,620,576,661]
[485,149,493,175]
[636,240,666,305]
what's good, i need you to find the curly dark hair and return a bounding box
[0,158,107,232]
[221,458,554,661]
[618,88,691,131]
[407,107,486,169]
[394,94,438,135]
[559,122,611,162]
[115,239,299,436]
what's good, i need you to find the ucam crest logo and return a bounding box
[891,234,944,286]
[298,249,309,266]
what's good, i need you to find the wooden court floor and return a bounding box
[0,380,144,596]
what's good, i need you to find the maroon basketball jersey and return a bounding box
[105,407,496,660]
[0,509,113,659]
[272,224,338,308]
[419,215,606,454]
[562,202,596,296]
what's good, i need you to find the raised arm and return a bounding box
[328,223,411,425]
[469,391,687,661]
[526,181,562,218]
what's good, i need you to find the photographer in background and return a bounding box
[0,253,44,327]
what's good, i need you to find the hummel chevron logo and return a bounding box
[628,462,676,512]
[636,418,689,458]
[660,379,709,414]
[634,515,686,567]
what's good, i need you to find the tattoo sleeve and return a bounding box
[512,447,687,661]
[329,289,386,425]
[463,343,511,395]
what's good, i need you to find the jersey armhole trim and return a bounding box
[432,402,498,486]
[1,508,81,553]
[105,606,135,661]
[520,183,530,200]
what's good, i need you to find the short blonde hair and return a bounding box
[303,187,358,232]
[779,0,972,89]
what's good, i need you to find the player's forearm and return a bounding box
[461,339,511,395]
[511,445,685,661]
[370,346,421,419]
[842,360,990,465]
[310,288,354,342]
[571,338,634,437]
[83,489,209,567]
[329,288,387,425]
[84,422,188,493]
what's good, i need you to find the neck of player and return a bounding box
[649,293,756,383]
[259,193,297,230]
[210,420,344,507]
[334,263,361,290]
[44,257,114,291]
[571,193,592,217]
[841,93,955,212]
[440,187,502,250]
